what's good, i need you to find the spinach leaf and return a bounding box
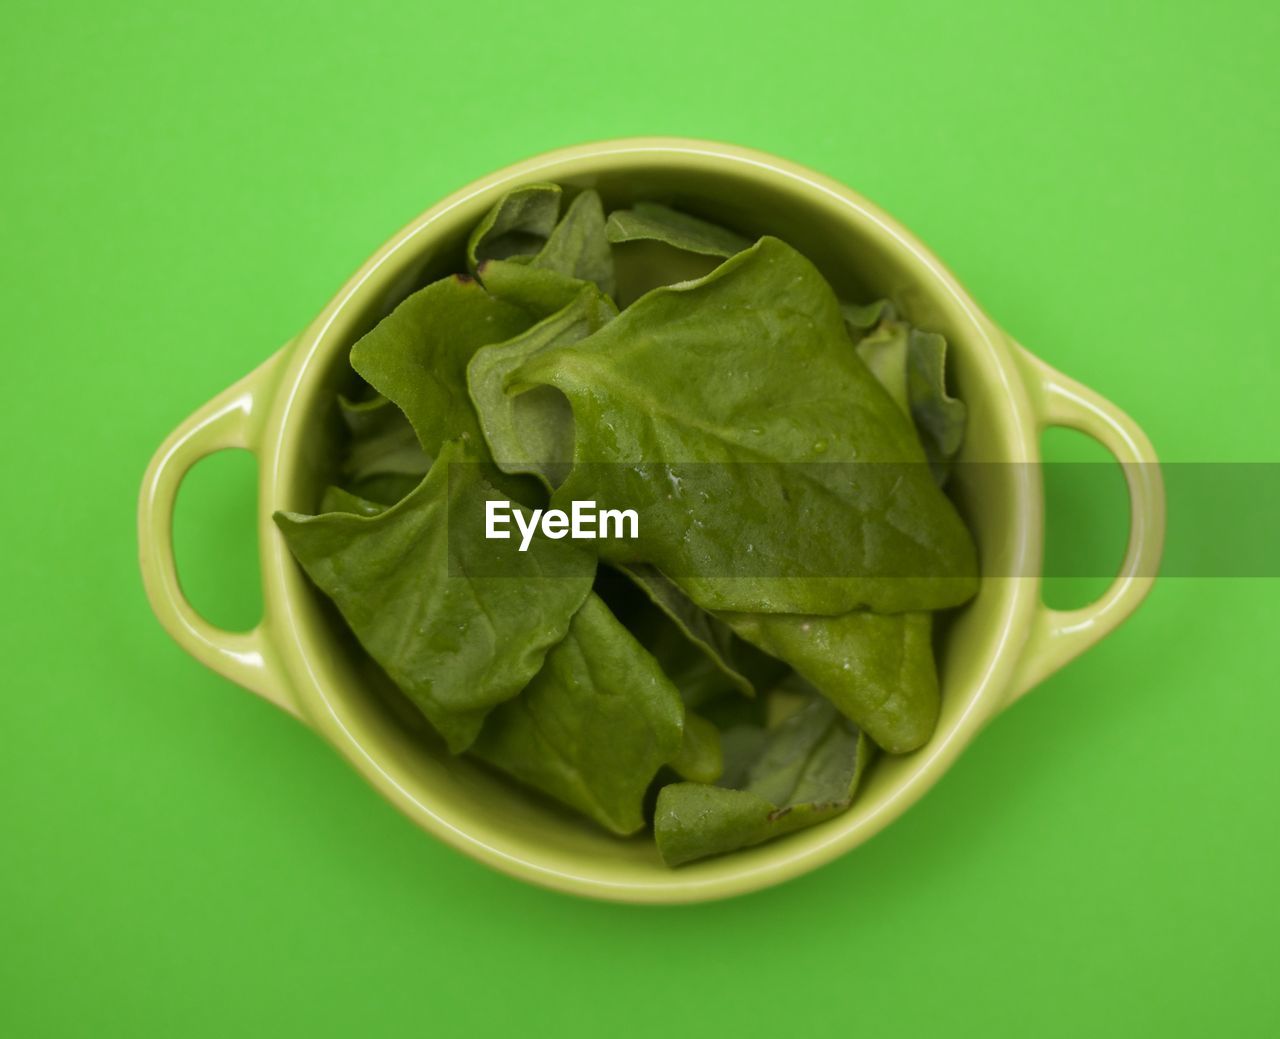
[611,242,723,308]
[476,259,588,319]
[530,189,615,297]
[511,236,978,615]
[345,473,424,507]
[668,710,723,784]
[854,321,911,415]
[475,189,614,305]
[605,201,752,259]
[654,695,871,866]
[905,328,967,481]
[718,610,938,753]
[617,564,757,699]
[593,564,743,710]
[841,298,893,342]
[696,687,769,732]
[274,440,595,753]
[467,285,615,489]
[337,393,431,487]
[349,274,533,461]
[848,312,967,483]
[466,182,562,272]
[630,604,737,709]
[472,593,684,835]
[319,485,387,517]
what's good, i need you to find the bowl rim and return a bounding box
[259,137,1042,902]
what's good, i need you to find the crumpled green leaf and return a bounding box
[467,285,615,489]
[593,565,745,713]
[854,321,911,415]
[606,201,752,259]
[469,185,614,298]
[906,328,967,481]
[472,593,684,835]
[617,564,758,699]
[848,311,967,483]
[511,236,978,615]
[466,182,562,272]
[718,610,938,753]
[345,473,423,507]
[476,259,587,319]
[529,189,615,297]
[274,440,595,753]
[696,686,769,733]
[319,484,387,517]
[349,275,533,461]
[668,711,723,784]
[337,394,432,486]
[841,298,893,343]
[654,695,871,866]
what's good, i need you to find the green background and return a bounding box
[4,1,1276,1035]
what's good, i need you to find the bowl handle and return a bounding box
[1006,346,1166,705]
[138,347,298,716]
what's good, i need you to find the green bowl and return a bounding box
[139,138,1164,902]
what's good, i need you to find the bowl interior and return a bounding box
[271,143,1033,898]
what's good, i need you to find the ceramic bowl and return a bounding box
[139,138,1164,902]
